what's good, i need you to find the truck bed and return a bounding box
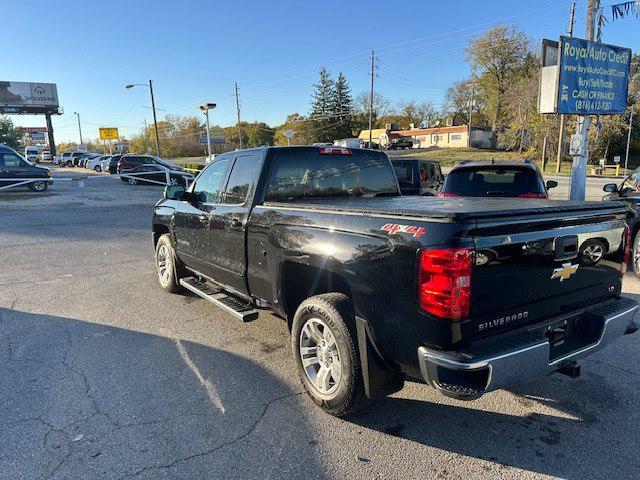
[265,196,628,220]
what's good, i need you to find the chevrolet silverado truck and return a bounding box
[152,146,638,417]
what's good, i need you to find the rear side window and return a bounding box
[392,161,413,185]
[222,154,260,204]
[265,151,398,202]
[443,167,545,197]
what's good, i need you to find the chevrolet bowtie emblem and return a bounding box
[551,262,579,282]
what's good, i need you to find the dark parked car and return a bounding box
[152,145,637,417]
[391,157,443,196]
[439,159,557,198]
[603,167,640,277]
[117,154,185,174]
[386,137,414,150]
[0,145,53,192]
[120,164,194,187]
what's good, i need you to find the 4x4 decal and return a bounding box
[381,223,425,238]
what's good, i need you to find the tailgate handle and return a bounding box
[555,235,578,260]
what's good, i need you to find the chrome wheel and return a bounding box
[157,244,171,285]
[127,177,138,185]
[170,177,180,186]
[31,181,47,191]
[634,240,640,273]
[582,243,604,264]
[299,317,342,396]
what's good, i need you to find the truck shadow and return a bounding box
[0,308,325,480]
[350,366,638,478]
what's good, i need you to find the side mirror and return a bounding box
[603,183,618,193]
[546,180,558,189]
[164,185,185,200]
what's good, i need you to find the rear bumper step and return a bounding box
[418,297,638,401]
[179,277,259,322]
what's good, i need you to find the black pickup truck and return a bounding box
[152,146,638,417]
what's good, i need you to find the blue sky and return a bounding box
[4,0,639,143]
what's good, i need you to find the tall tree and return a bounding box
[466,25,531,132]
[0,116,22,149]
[331,72,354,139]
[309,67,335,142]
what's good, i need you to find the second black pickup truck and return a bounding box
[153,146,638,416]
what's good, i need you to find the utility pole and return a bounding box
[625,105,635,175]
[556,0,576,173]
[368,50,375,148]
[467,83,475,148]
[45,113,56,158]
[74,112,83,147]
[569,0,598,200]
[235,82,243,149]
[149,80,161,157]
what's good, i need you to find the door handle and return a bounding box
[230,218,242,228]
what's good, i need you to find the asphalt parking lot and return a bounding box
[1,167,639,480]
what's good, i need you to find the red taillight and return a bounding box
[622,224,630,274]
[319,147,351,155]
[518,193,547,198]
[418,248,472,320]
[438,192,460,197]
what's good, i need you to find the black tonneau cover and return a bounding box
[264,197,628,221]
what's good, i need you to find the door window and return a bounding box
[222,154,261,204]
[1,154,25,169]
[192,158,231,203]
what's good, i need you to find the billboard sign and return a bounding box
[0,82,59,111]
[99,127,119,140]
[29,132,46,140]
[557,36,632,115]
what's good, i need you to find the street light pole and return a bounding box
[126,81,161,157]
[198,103,217,163]
[148,79,161,157]
[74,112,83,147]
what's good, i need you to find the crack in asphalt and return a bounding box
[115,391,303,480]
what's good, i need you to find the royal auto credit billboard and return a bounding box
[0,81,59,109]
[557,36,631,115]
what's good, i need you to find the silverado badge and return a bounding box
[551,262,579,282]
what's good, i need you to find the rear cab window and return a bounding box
[265,149,399,202]
[392,161,414,186]
[443,166,546,197]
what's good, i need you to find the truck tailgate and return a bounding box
[469,203,628,339]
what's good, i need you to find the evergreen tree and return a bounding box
[331,72,353,140]
[309,67,335,142]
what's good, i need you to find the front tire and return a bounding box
[292,293,366,417]
[127,177,138,185]
[28,181,49,192]
[94,166,102,172]
[155,234,183,293]
[632,232,640,278]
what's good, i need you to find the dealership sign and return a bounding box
[557,36,631,115]
[99,127,119,140]
[19,127,47,133]
[29,132,46,140]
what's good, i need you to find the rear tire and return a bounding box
[155,234,184,293]
[94,166,102,172]
[292,293,366,417]
[127,177,138,185]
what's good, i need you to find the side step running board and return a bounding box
[179,277,259,322]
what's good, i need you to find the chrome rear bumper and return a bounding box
[418,297,638,400]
